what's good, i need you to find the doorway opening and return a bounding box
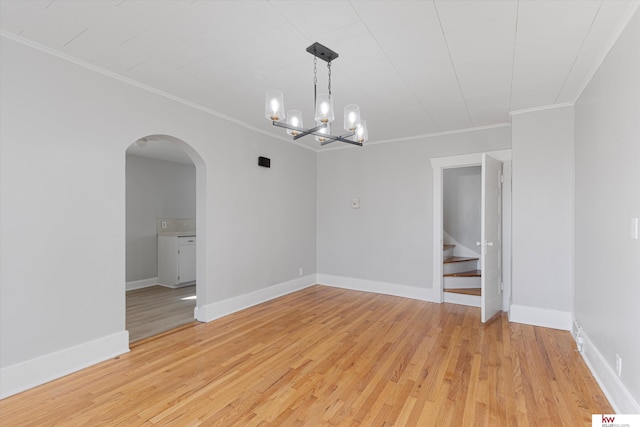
[431,150,512,322]
[442,165,482,301]
[125,135,205,343]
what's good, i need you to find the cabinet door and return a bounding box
[158,236,179,287]
[178,242,196,284]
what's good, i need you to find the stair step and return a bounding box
[444,256,479,264]
[444,275,481,288]
[443,291,481,307]
[444,288,482,296]
[443,258,479,275]
[444,270,481,277]
[443,244,455,251]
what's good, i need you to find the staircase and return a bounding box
[443,244,481,307]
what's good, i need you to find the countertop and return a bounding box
[158,232,196,237]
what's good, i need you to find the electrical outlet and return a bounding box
[616,354,622,377]
[299,267,303,277]
[631,218,638,240]
[161,221,167,229]
[352,198,360,209]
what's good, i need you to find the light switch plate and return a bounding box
[632,218,638,240]
[352,198,360,209]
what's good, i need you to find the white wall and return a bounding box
[126,154,196,283]
[0,37,317,397]
[574,10,639,412]
[443,166,481,254]
[510,105,574,327]
[317,127,511,294]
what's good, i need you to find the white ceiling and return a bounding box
[1,0,638,156]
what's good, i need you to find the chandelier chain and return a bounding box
[327,61,332,96]
[313,56,317,85]
[313,56,318,116]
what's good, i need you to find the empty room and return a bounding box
[1,1,638,425]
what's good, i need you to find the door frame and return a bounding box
[430,149,512,313]
[125,134,208,346]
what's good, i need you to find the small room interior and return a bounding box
[1,1,638,424]
[125,140,198,342]
[442,166,482,300]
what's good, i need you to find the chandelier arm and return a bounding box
[273,120,360,145]
[320,138,362,147]
[316,131,357,145]
[310,131,356,141]
[272,121,302,132]
[272,121,328,140]
[336,138,363,147]
[292,123,328,140]
[329,131,356,142]
[308,130,354,140]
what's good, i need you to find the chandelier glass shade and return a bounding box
[354,120,368,143]
[265,89,285,121]
[265,42,368,147]
[286,110,303,136]
[314,94,334,124]
[343,104,361,131]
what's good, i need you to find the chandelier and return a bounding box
[265,42,368,147]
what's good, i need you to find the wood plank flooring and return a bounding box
[126,285,196,343]
[0,285,612,426]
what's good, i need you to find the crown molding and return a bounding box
[509,102,574,117]
[0,30,318,153]
[570,2,640,104]
[1,30,516,153]
[318,122,513,152]
[10,3,635,154]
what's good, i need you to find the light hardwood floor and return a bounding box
[126,285,196,343]
[0,285,612,426]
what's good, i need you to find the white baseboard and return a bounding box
[126,277,158,291]
[194,274,317,323]
[509,304,572,331]
[572,321,640,414]
[317,274,439,303]
[0,331,129,399]
[158,281,195,290]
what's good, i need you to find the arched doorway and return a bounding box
[125,134,206,343]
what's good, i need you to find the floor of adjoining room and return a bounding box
[126,284,196,343]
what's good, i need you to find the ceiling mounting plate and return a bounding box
[306,42,339,63]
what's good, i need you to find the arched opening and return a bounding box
[125,134,206,343]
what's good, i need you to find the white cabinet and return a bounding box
[158,235,196,288]
[178,237,196,284]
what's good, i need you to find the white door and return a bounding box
[481,153,502,322]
